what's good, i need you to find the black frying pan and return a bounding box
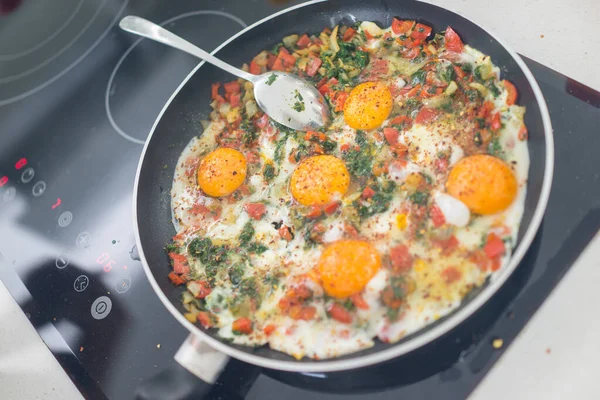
[133,0,553,391]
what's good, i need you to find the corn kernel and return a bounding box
[414,259,427,272]
[396,214,407,230]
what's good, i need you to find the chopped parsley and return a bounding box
[263,163,275,181]
[247,242,268,254]
[266,73,278,86]
[238,222,255,246]
[409,191,429,205]
[292,101,305,112]
[488,137,504,158]
[228,263,245,286]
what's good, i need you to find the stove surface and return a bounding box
[1,1,599,399]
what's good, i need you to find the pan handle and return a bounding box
[174,334,230,385]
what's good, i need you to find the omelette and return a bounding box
[166,20,529,360]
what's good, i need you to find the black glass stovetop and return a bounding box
[1,1,599,399]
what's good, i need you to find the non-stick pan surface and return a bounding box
[134,0,553,372]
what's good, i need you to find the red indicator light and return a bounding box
[0,176,7,187]
[51,198,62,209]
[15,157,27,170]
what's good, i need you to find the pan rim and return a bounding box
[133,0,554,372]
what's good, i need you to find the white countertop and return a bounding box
[1,1,599,399]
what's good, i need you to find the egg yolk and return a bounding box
[290,155,350,206]
[197,148,247,197]
[446,154,517,215]
[316,240,381,298]
[343,82,393,130]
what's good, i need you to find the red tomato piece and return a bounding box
[306,55,322,77]
[305,205,323,219]
[434,157,449,173]
[197,311,213,329]
[383,127,400,146]
[484,233,506,259]
[390,115,413,128]
[391,18,415,35]
[223,81,241,94]
[453,65,467,79]
[255,114,269,129]
[415,107,438,124]
[169,253,189,275]
[271,57,285,71]
[189,204,210,216]
[518,124,528,141]
[344,223,359,239]
[441,267,462,283]
[188,280,212,299]
[299,306,317,321]
[491,112,502,132]
[430,205,446,227]
[278,47,297,68]
[278,225,294,241]
[168,272,186,286]
[249,60,261,75]
[362,186,376,199]
[504,80,518,105]
[390,244,414,273]
[343,27,356,42]
[232,317,253,334]
[323,202,340,215]
[351,294,370,310]
[267,53,277,69]
[436,235,460,255]
[327,303,353,324]
[334,91,349,112]
[410,23,432,40]
[264,324,276,336]
[229,92,241,108]
[244,203,266,220]
[444,27,464,53]
[296,33,311,49]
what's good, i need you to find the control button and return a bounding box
[91,296,112,320]
[21,168,35,183]
[32,181,46,197]
[73,275,89,292]
[58,211,73,227]
[75,232,92,248]
[115,277,131,294]
[2,187,16,202]
[55,253,70,269]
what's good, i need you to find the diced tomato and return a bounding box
[278,47,297,68]
[391,18,414,35]
[189,204,210,216]
[264,324,276,336]
[484,233,506,259]
[415,107,438,124]
[223,81,241,94]
[383,127,400,146]
[518,124,528,141]
[441,267,462,283]
[364,29,375,40]
[244,202,266,220]
[403,85,421,98]
[390,244,413,273]
[351,294,369,310]
[232,317,253,334]
[410,23,432,40]
[444,27,464,53]
[318,84,331,96]
[408,38,423,48]
[453,65,467,79]
[267,53,277,69]
[343,223,359,239]
[372,161,389,176]
[434,157,449,173]
[211,82,221,100]
[327,303,353,324]
[168,272,186,286]
[278,225,294,241]
[296,33,311,49]
[503,80,518,105]
[306,55,322,77]
[436,235,460,254]
[197,311,213,329]
[184,157,200,177]
[430,205,446,227]
[362,186,376,199]
[300,306,317,320]
[169,253,189,275]
[255,113,269,129]
[366,59,389,79]
[188,280,212,299]
[334,91,349,112]
[229,92,241,108]
[478,101,495,120]
[245,151,260,164]
[323,202,339,215]
[271,57,285,71]
[343,27,356,42]
[390,115,413,127]
[340,143,351,152]
[249,60,261,75]
[491,112,502,132]
[491,257,502,271]
[305,205,322,219]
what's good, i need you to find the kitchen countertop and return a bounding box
[1,0,599,399]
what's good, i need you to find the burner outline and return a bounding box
[0,0,130,107]
[0,0,84,61]
[105,10,247,145]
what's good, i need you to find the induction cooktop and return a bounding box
[1,1,599,399]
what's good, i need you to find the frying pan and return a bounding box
[132,0,554,393]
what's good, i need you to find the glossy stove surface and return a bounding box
[1,1,599,399]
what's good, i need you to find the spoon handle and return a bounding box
[119,16,256,83]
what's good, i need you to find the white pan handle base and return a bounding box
[174,334,230,384]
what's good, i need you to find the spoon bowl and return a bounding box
[119,16,330,132]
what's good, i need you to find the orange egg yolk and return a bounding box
[290,155,350,206]
[446,154,517,215]
[343,82,393,130]
[316,240,381,298]
[197,148,247,197]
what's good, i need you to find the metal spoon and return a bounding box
[119,16,330,132]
